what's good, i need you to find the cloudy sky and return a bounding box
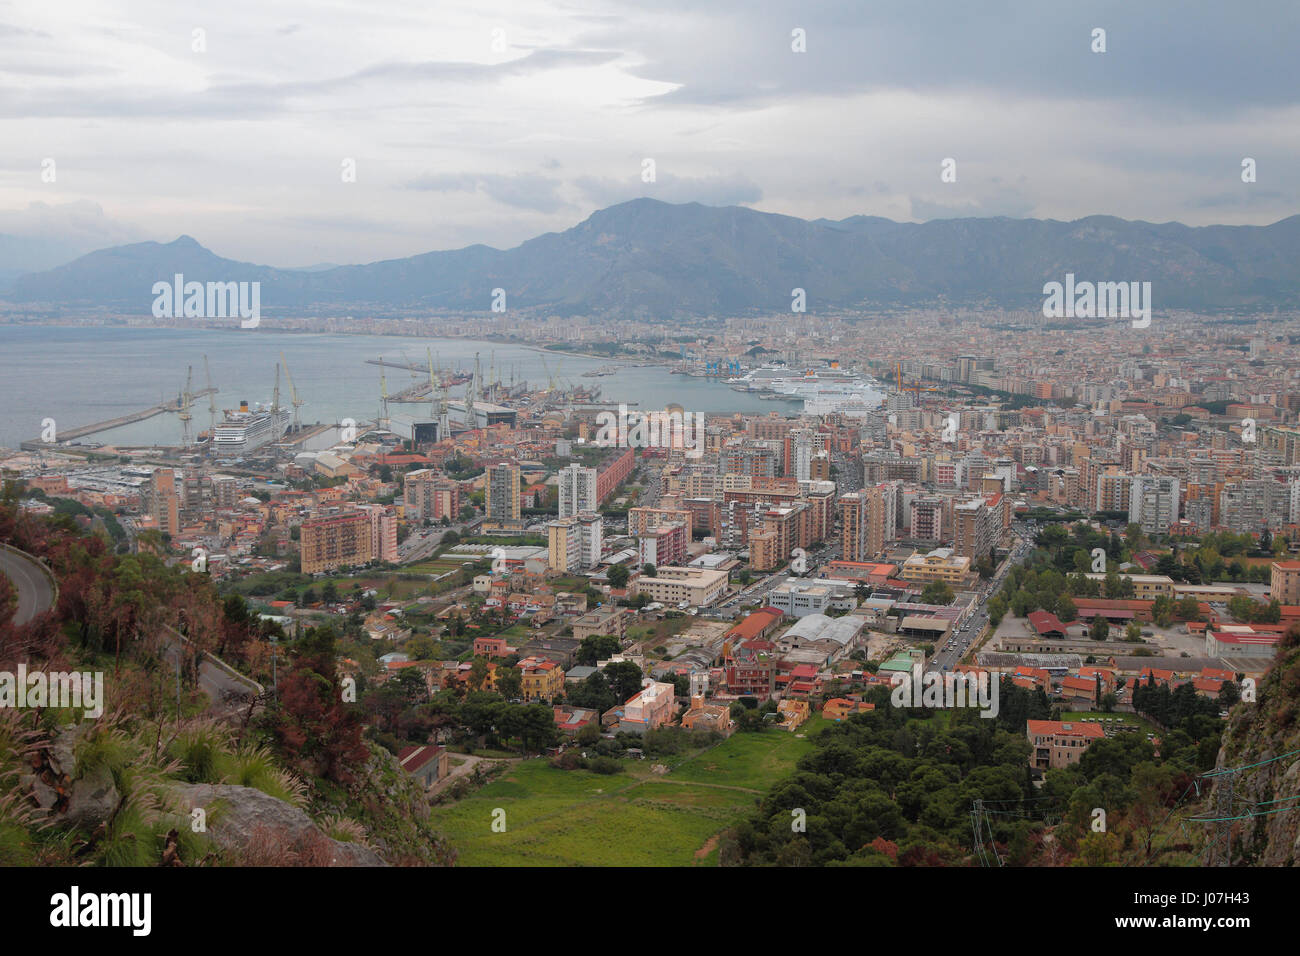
[1,0,1297,269]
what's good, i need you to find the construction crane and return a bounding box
[178,366,194,446]
[280,351,305,433]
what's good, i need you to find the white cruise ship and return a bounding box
[211,401,290,452]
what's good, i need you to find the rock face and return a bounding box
[1206,633,1300,867]
[21,724,120,830]
[171,783,386,867]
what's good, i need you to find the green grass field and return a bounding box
[431,722,828,866]
[1060,711,1159,735]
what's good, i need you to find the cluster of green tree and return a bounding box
[730,695,781,732]
[985,522,1208,629]
[1227,594,1283,624]
[919,581,955,606]
[726,676,1228,866]
[441,455,483,480]
[567,661,647,713]
[365,675,559,754]
[1131,674,1236,733]
[723,692,1034,865]
[576,633,621,665]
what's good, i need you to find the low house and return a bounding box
[776,698,810,731]
[822,697,874,721]
[1028,610,1068,638]
[680,695,734,736]
[398,744,450,789]
[553,704,599,735]
[1059,674,1102,706]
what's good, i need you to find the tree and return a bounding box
[496,665,523,700]
[468,656,490,691]
[270,627,369,784]
[920,581,955,606]
[1125,523,1146,552]
[606,563,630,589]
[605,661,644,702]
[1089,615,1110,641]
[577,633,622,666]
[1175,595,1201,622]
[1057,594,1077,623]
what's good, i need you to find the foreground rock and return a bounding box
[170,783,386,867]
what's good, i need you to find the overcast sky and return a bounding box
[1,0,1297,268]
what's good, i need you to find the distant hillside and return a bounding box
[9,200,1300,316]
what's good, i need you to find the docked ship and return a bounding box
[728,364,883,414]
[211,401,290,453]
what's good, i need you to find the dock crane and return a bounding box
[378,356,390,431]
[203,355,217,448]
[178,366,194,446]
[429,347,450,440]
[895,361,938,396]
[280,351,305,432]
[539,353,557,392]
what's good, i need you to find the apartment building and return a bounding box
[547,513,603,571]
[557,463,598,518]
[484,462,521,523]
[300,510,375,574]
[356,504,398,564]
[518,656,566,702]
[1129,475,1180,535]
[403,468,460,522]
[638,521,688,568]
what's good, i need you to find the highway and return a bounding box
[0,546,56,626]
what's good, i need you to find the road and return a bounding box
[160,625,264,713]
[928,524,1037,673]
[0,545,56,626]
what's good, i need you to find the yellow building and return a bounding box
[519,656,565,702]
[900,547,972,584]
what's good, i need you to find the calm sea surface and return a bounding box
[0,325,814,449]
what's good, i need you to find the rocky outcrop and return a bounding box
[1205,631,1300,866]
[171,783,386,867]
[19,723,120,830]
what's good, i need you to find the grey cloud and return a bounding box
[580,0,1300,115]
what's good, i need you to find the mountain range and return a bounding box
[6,199,1300,316]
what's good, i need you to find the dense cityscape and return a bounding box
[0,0,1296,935]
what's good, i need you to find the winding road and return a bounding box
[0,545,56,625]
